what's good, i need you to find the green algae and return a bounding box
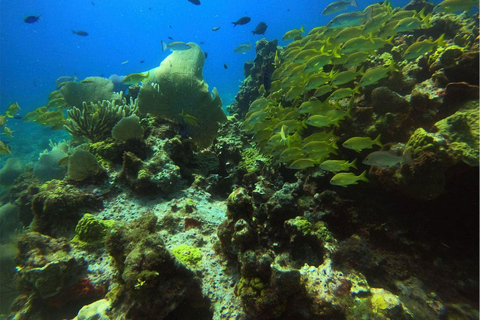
[171,244,202,268]
[71,213,116,250]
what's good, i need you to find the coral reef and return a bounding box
[71,213,116,251]
[33,140,68,183]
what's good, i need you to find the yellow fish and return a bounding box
[330,170,368,187]
[2,126,14,138]
[342,134,382,152]
[5,102,20,118]
[320,159,357,173]
[288,158,316,169]
[0,141,11,155]
[282,25,306,41]
[122,71,151,85]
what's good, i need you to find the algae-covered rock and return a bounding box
[138,43,226,148]
[434,100,479,166]
[73,299,111,320]
[71,213,116,250]
[171,244,202,269]
[370,288,406,319]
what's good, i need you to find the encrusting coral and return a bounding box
[137,42,226,148]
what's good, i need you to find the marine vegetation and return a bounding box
[137,42,226,148]
[64,97,138,142]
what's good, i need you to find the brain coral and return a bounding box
[137,42,226,148]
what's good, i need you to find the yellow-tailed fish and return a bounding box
[326,8,373,29]
[122,71,151,85]
[358,62,397,87]
[330,170,368,187]
[362,11,391,34]
[285,86,304,101]
[298,100,328,114]
[343,52,370,69]
[378,20,400,38]
[279,147,304,163]
[178,111,199,127]
[293,49,318,64]
[306,115,340,128]
[2,126,14,138]
[332,26,363,43]
[302,140,337,155]
[288,158,316,169]
[313,85,334,98]
[363,150,412,168]
[393,14,430,32]
[403,34,446,60]
[342,134,382,152]
[304,73,331,91]
[304,54,332,73]
[328,87,360,101]
[248,97,273,113]
[320,159,357,173]
[0,115,6,126]
[5,102,20,118]
[433,0,479,13]
[322,0,358,15]
[303,131,336,145]
[0,141,11,155]
[282,26,306,41]
[330,67,363,86]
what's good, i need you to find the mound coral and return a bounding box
[137,42,226,148]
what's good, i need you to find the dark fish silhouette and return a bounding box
[188,0,201,4]
[24,15,41,23]
[91,1,95,5]
[168,36,173,40]
[232,16,251,27]
[252,22,268,35]
[224,64,228,69]
[140,60,145,64]
[72,30,88,36]
[204,52,208,58]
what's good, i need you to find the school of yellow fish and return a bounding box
[243,0,457,187]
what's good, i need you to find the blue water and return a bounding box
[0,0,443,162]
[1,0,421,114]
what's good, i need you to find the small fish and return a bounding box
[140,60,145,63]
[122,71,151,85]
[232,16,251,27]
[188,0,201,5]
[178,111,199,127]
[234,43,253,54]
[328,87,360,101]
[224,64,228,69]
[5,102,20,118]
[252,22,268,35]
[433,0,478,13]
[363,150,412,168]
[168,25,172,28]
[306,115,339,128]
[358,62,397,87]
[0,141,11,155]
[322,0,358,15]
[0,116,6,126]
[13,114,22,120]
[403,34,446,60]
[121,60,129,64]
[288,158,316,170]
[168,36,174,40]
[204,52,208,58]
[282,25,305,41]
[2,126,14,138]
[24,15,41,23]
[55,74,78,85]
[326,8,373,29]
[91,2,95,5]
[320,159,357,173]
[212,26,221,31]
[161,40,191,51]
[330,170,368,187]
[72,30,89,36]
[342,134,382,152]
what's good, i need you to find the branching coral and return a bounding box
[65,97,138,142]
